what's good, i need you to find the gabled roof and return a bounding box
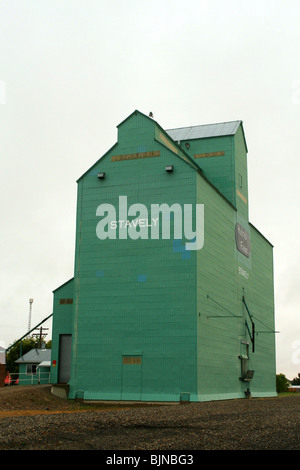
[16,348,51,364]
[166,120,248,152]
[118,110,198,169]
[166,120,242,140]
[117,109,154,128]
[52,277,74,293]
[77,110,200,182]
[77,112,248,183]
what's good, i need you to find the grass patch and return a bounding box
[278,392,300,397]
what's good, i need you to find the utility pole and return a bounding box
[32,326,49,348]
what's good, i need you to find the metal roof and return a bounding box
[166,120,242,142]
[0,346,5,364]
[38,361,51,367]
[16,348,51,364]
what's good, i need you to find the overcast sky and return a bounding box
[0,0,299,379]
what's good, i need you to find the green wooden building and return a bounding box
[16,349,51,385]
[50,110,276,402]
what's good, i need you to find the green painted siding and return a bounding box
[51,110,276,402]
[196,173,240,400]
[69,112,198,401]
[242,225,276,396]
[195,168,276,399]
[50,278,74,384]
[233,125,249,219]
[174,135,236,207]
[18,363,50,385]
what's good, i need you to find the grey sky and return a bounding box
[0,0,299,379]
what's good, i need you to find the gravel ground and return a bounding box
[0,385,299,451]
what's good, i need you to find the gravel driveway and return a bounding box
[0,386,299,450]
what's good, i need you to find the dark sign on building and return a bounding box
[235,223,251,258]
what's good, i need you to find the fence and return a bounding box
[5,371,50,386]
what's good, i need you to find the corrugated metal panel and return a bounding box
[16,348,51,364]
[38,361,51,367]
[166,120,242,141]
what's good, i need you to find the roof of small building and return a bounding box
[38,360,51,368]
[16,348,51,364]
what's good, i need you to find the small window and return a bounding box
[26,364,37,375]
[122,356,142,365]
[59,298,73,305]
